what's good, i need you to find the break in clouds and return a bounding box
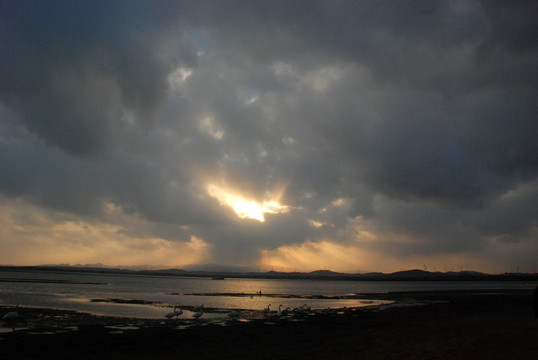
[0,1,537,272]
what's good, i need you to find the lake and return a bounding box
[1,269,536,320]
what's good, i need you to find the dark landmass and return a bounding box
[0,278,107,285]
[1,265,538,282]
[89,299,158,305]
[1,289,537,359]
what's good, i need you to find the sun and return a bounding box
[207,184,288,222]
[231,200,265,222]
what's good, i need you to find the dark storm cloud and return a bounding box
[1,1,536,268]
[188,0,537,205]
[0,1,196,155]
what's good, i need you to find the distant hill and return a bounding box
[309,270,342,276]
[389,269,433,277]
[183,263,259,273]
[1,265,536,282]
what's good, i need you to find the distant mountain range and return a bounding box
[1,264,537,281]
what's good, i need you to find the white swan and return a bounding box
[165,305,183,319]
[2,304,19,320]
[227,310,241,319]
[276,304,284,317]
[193,305,204,320]
[262,304,271,313]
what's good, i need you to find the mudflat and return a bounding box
[1,289,537,359]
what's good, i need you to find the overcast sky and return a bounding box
[1,1,537,273]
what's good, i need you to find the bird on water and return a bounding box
[227,310,241,319]
[2,304,19,320]
[165,305,183,319]
[193,305,204,320]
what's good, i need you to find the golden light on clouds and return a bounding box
[207,184,289,222]
[0,197,211,268]
[259,237,511,274]
[308,219,325,228]
[1,194,529,273]
[260,240,372,273]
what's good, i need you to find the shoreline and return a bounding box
[3,265,538,282]
[2,289,537,359]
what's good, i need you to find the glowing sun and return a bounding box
[207,184,288,222]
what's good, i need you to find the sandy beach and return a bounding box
[1,289,537,359]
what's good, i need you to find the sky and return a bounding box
[0,1,537,273]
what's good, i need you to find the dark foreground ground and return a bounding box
[1,289,537,359]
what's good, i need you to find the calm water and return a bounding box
[1,269,536,319]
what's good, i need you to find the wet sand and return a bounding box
[1,289,537,359]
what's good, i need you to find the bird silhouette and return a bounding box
[2,305,20,331]
[165,305,183,319]
[193,305,204,320]
[262,304,271,314]
[2,304,19,320]
[227,310,241,319]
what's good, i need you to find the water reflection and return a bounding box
[2,269,536,320]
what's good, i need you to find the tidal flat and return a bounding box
[1,289,537,359]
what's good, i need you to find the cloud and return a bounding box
[0,195,210,267]
[0,1,197,155]
[0,1,536,272]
